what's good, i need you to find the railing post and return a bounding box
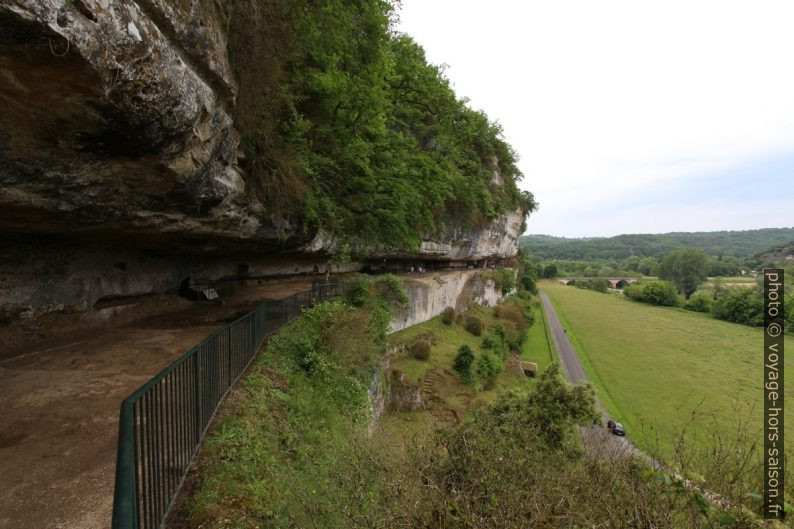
[227,326,232,388]
[193,351,202,440]
[112,399,137,529]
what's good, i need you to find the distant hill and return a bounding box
[520,228,794,261]
[754,241,794,264]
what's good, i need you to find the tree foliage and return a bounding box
[542,263,558,278]
[712,288,764,326]
[520,228,794,261]
[659,249,710,298]
[453,344,475,383]
[624,280,682,307]
[684,291,713,313]
[228,0,536,251]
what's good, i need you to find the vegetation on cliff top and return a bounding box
[228,0,535,251]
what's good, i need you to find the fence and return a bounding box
[111,281,344,529]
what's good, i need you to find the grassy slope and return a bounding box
[375,298,555,446]
[541,281,792,465]
[388,299,554,385]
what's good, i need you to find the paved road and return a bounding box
[539,291,727,508]
[540,291,637,458]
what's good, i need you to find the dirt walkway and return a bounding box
[0,278,313,529]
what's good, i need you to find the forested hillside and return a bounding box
[755,241,794,263]
[231,0,535,249]
[520,228,794,261]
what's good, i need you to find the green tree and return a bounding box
[590,278,609,293]
[623,256,641,272]
[683,291,713,313]
[638,256,660,276]
[712,288,764,326]
[453,345,475,383]
[542,263,558,278]
[623,280,681,307]
[659,249,709,298]
[475,352,502,385]
[229,0,536,251]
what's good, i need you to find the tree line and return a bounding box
[520,228,794,261]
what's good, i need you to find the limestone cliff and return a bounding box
[0,1,527,319]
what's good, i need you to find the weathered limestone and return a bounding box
[0,1,525,322]
[390,270,507,332]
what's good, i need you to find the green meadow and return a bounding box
[541,281,792,482]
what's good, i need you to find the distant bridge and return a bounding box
[557,277,640,289]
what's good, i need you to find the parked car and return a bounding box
[606,419,625,436]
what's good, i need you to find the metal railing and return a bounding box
[111,281,344,529]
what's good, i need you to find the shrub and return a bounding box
[624,280,681,307]
[497,268,516,294]
[590,278,609,293]
[374,274,409,310]
[482,324,510,359]
[411,339,431,360]
[494,302,526,328]
[465,315,483,336]
[520,274,538,294]
[475,351,502,385]
[344,276,372,307]
[485,268,517,294]
[684,291,713,313]
[441,307,456,325]
[713,288,763,326]
[453,345,475,383]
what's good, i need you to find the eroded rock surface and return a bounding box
[0,0,526,318]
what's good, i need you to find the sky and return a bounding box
[395,0,794,237]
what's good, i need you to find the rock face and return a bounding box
[390,270,508,333]
[386,369,422,412]
[0,1,526,319]
[0,0,292,250]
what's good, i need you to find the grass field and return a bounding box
[541,280,792,478]
[705,276,758,288]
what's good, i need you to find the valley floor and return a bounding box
[540,280,793,491]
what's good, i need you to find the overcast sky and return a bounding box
[396,0,794,237]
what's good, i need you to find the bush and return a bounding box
[475,351,502,385]
[684,291,713,313]
[344,276,372,307]
[410,339,431,360]
[374,274,409,310]
[441,307,456,325]
[482,324,510,359]
[493,302,526,328]
[520,274,538,294]
[453,345,475,383]
[484,268,517,295]
[713,288,763,326]
[590,278,609,293]
[497,268,516,294]
[465,315,483,336]
[624,280,681,307]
